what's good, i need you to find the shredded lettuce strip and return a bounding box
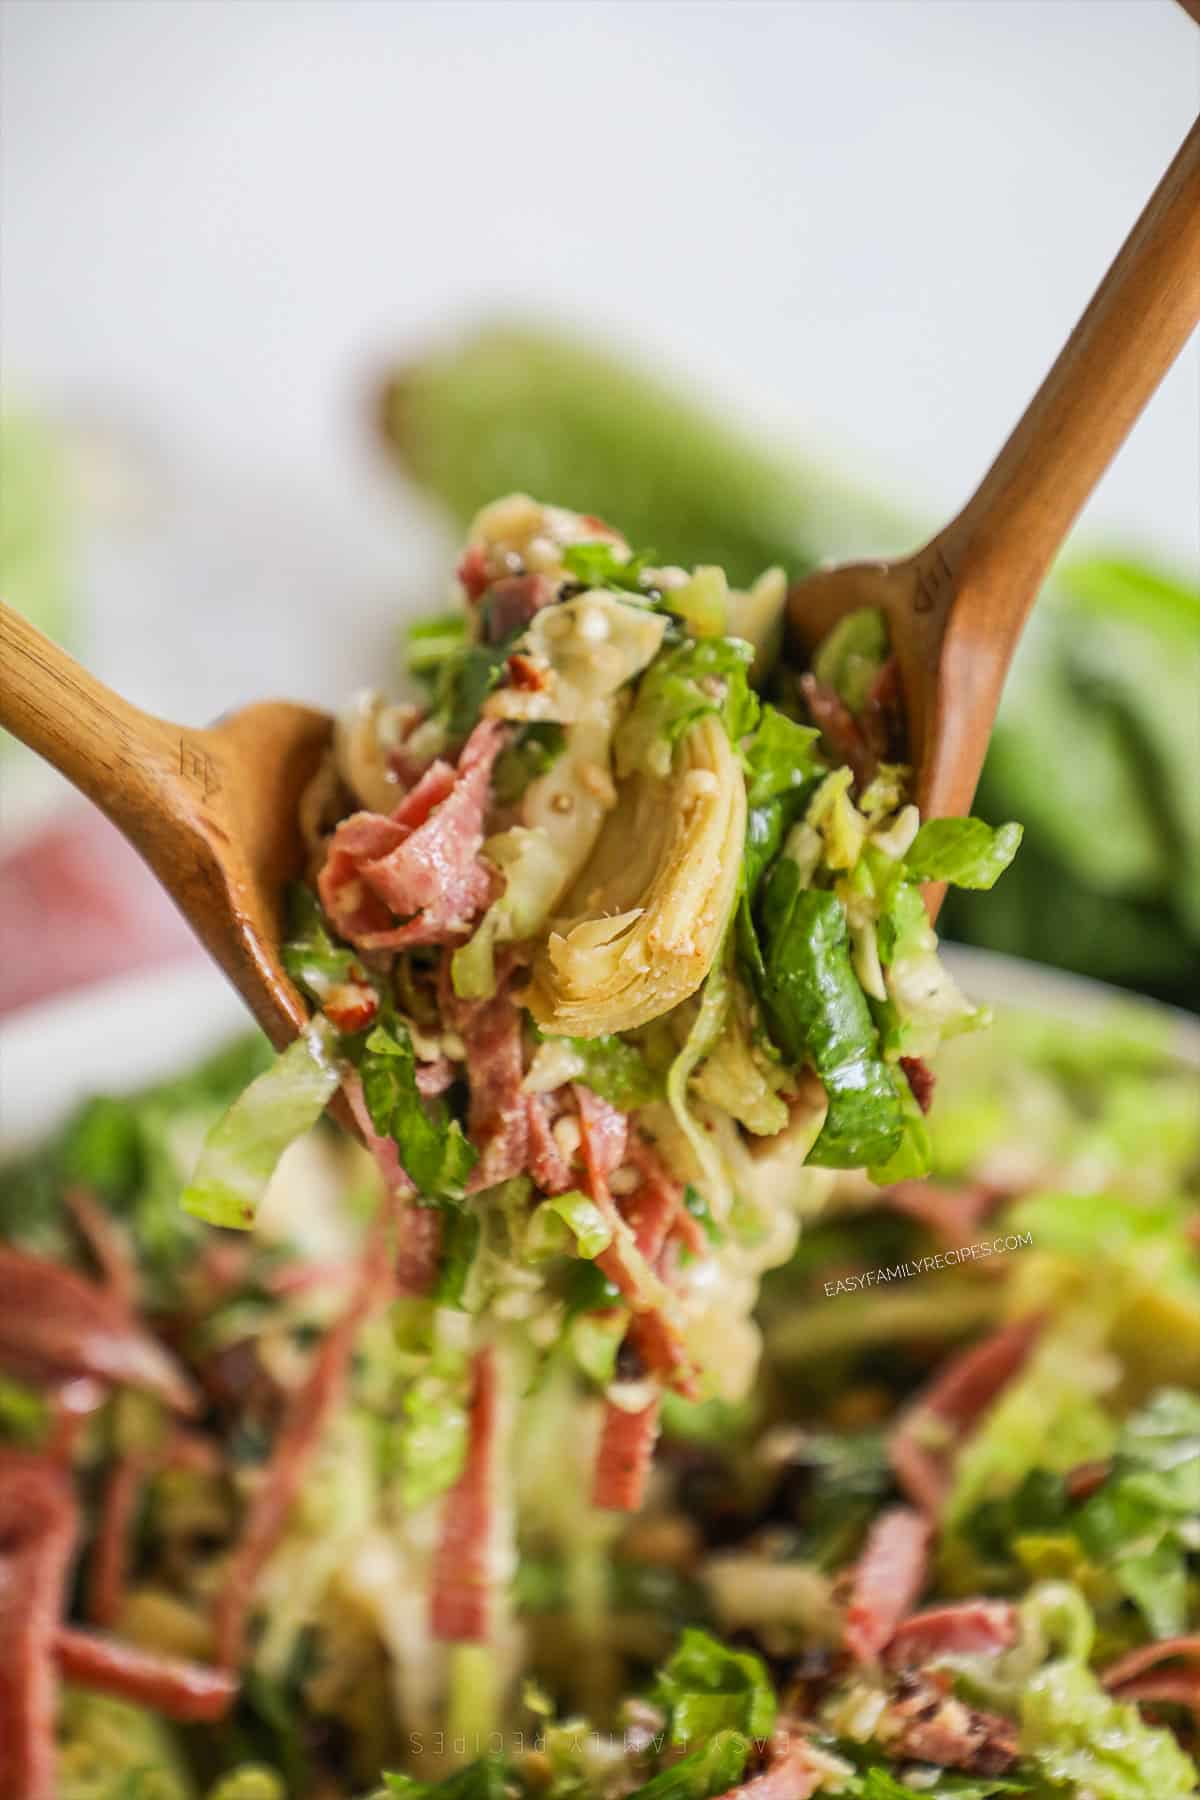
[181,1021,343,1230]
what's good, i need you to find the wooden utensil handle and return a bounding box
[937,111,1200,621]
[0,601,199,839]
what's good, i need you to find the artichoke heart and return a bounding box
[526,716,746,1036]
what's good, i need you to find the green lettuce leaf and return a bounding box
[281,883,360,1004]
[491,722,566,805]
[406,611,468,689]
[358,1022,476,1198]
[758,863,902,1167]
[626,1733,749,1800]
[866,1072,933,1185]
[381,1756,508,1800]
[667,947,735,1209]
[943,1316,1119,1531]
[568,1035,664,1109]
[525,1189,613,1261]
[399,1358,471,1510]
[1020,1656,1198,1799]
[743,705,823,809]
[1075,1388,1200,1639]
[57,1689,195,1800]
[651,1628,775,1746]
[181,1022,343,1230]
[903,818,1023,890]
[206,1772,286,1800]
[616,637,758,779]
[560,539,660,596]
[848,1766,1026,1799]
[431,1202,482,1309]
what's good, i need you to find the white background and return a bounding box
[2,0,1198,727]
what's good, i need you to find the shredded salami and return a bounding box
[799,673,875,790]
[212,1224,391,1667]
[899,1055,936,1115]
[593,1397,662,1512]
[889,1316,1042,1515]
[844,1506,931,1664]
[318,718,504,951]
[1103,1674,1200,1718]
[861,655,905,765]
[431,1345,501,1643]
[457,985,530,1193]
[883,1601,1018,1669]
[44,1376,107,1462]
[64,1185,137,1310]
[574,1086,630,1188]
[576,1095,701,1404]
[87,1451,149,1629]
[394,1203,444,1298]
[54,1627,237,1723]
[1064,1457,1112,1502]
[481,573,557,642]
[624,1136,688,1261]
[415,1053,456,1098]
[0,1451,78,1800]
[624,1310,701,1400]
[0,1248,196,1416]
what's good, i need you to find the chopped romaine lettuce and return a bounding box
[651,1628,775,1745]
[743,704,823,809]
[525,1190,613,1261]
[432,1202,482,1309]
[811,606,889,714]
[903,818,1024,890]
[846,1767,1025,1799]
[943,1314,1119,1531]
[206,1772,286,1800]
[57,1689,195,1800]
[524,1028,664,1108]
[667,947,735,1212]
[625,1732,749,1800]
[1020,1655,1198,1799]
[407,611,468,687]
[1074,1388,1200,1640]
[358,1021,476,1197]
[181,1023,343,1230]
[757,862,903,1168]
[692,979,788,1137]
[670,566,730,637]
[281,883,360,1004]
[616,637,758,779]
[492,722,566,805]
[381,1756,508,1800]
[399,1353,470,1509]
[865,1072,933,1185]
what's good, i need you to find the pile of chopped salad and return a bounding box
[180,494,1021,1529]
[1,978,1196,1797]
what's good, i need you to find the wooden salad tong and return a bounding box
[788,112,1200,910]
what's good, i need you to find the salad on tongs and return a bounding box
[182,494,1020,1548]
